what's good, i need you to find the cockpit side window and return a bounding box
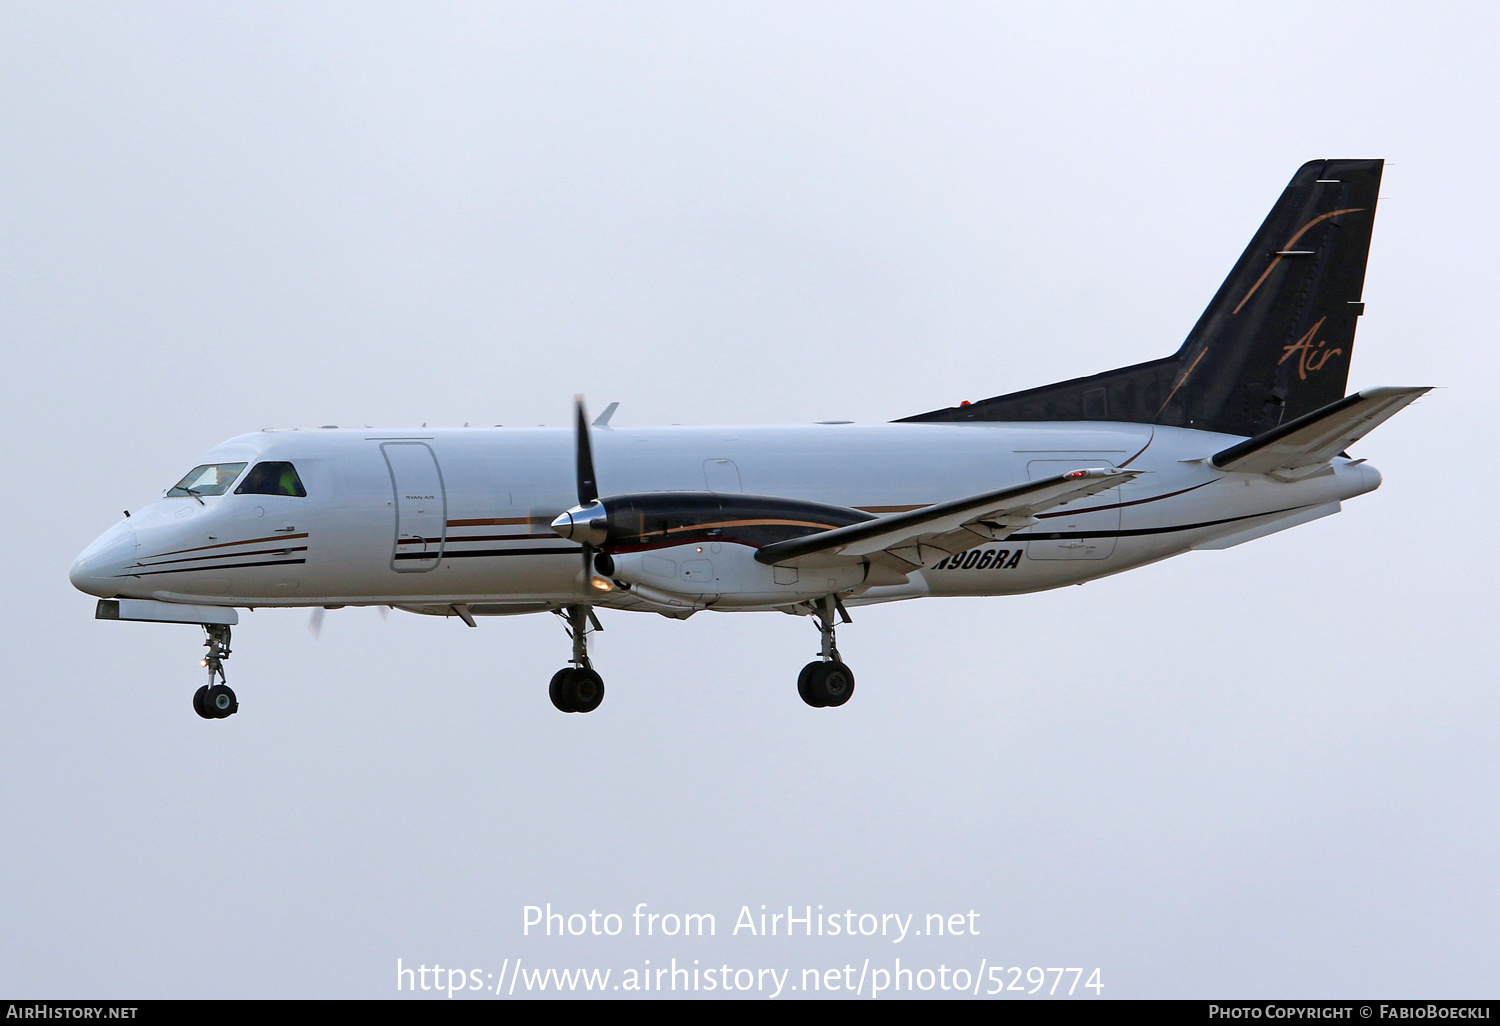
[168,463,247,497]
[235,461,307,497]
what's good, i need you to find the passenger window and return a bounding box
[235,461,307,497]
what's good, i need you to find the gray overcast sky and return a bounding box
[1,1,1494,999]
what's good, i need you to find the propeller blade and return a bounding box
[570,396,618,595]
[574,395,599,506]
[308,607,325,639]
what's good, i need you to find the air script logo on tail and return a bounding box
[1279,316,1343,380]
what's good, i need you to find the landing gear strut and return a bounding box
[193,624,238,720]
[798,595,855,708]
[549,605,605,713]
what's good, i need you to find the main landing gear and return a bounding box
[798,595,855,709]
[541,597,856,713]
[192,624,239,720]
[549,605,605,713]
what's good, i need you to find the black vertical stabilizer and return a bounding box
[897,159,1383,438]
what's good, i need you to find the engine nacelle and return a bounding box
[607,542,865,608]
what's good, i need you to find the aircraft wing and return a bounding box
[754,468,1140,571]
[1211,386,1430,478]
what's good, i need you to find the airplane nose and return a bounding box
[69,521,137,597]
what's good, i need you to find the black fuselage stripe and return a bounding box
[394,546,579,560]
[131,546,308,569]
[1009,506,1309,541]
[120,558,307,578]
[398,536,564,546]
[1034,480,1213,519]
[150,532,309,557]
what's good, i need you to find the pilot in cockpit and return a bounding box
[235,461,306,498]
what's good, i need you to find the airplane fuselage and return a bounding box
[70,420,1380,615]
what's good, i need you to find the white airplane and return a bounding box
[70,159,1428,718]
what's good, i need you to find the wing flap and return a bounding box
[755,468,1139,569]
[1211,386,1430,477]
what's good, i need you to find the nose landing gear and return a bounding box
[797,595,856,709]
[193,624,238,719]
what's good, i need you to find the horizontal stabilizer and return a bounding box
[1211,386,1430,477]
[756,468,1139,570]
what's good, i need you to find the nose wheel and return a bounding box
[193,682,239,719]
[549,605,605,713]
[193,625,239,720]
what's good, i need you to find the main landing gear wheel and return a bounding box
[798,660,855,708]
[799,595,855,708]
[797,662,824,707]
[549,667,605,713]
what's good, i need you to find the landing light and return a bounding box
[589,576,615,593]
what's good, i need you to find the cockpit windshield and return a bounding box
[235,461,307,497]
[167,463,247,498]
